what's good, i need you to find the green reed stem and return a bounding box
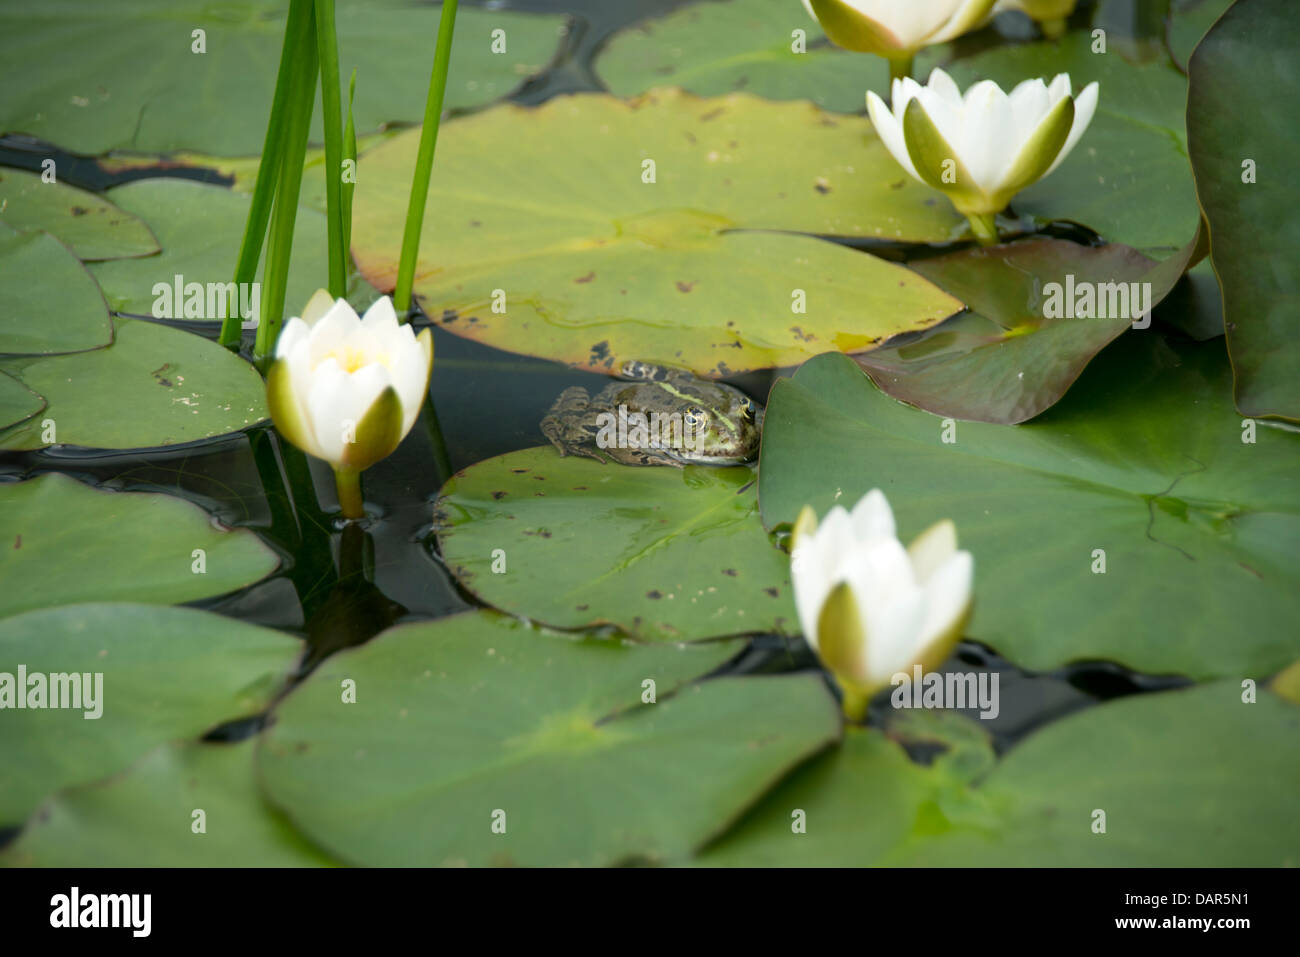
[220,0,313,349]
[393,0,459,317]
[342,69,358,269]
[315,0,346,298]
[253,5,319,369]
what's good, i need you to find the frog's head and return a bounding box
[672,385,763,465]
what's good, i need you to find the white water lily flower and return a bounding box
[790,490,973,718]
[993,0,1078,37]
[267,290,433,477]
[802,0,997,66]
[866,67,1098,242]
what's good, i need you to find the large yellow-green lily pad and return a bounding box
[857,235,1198,423]
[0,472,279,619]
[1187,0,1300,420]
[759,334,1300,679]
[0,1,569,156]
[0,369,43,430]
[351,89,964,377]
[259,610,840,866]
[87,178,329,319]
[0,167,158,261]
[0,602,301,826]
[0,741,336,867]
[596,0,886,113]
[434,447,797,641]
[0,318,268,450]
[701,683,1300,866]
[0,223,113,355]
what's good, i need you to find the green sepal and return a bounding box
[806,0,905,55]
[998,94,1074,198]
[265,358,315,455]
[342,384,404,471]
[902,99,988,214]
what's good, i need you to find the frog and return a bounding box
[540,360,763,467]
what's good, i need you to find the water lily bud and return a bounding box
[993,0,1078,38]
[266,291,433,475]
[803,0,997,74]
[790,489,973,720]
[867,67,1098,243]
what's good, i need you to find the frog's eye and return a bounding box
[683,406,709,430]
[743,400,757,418]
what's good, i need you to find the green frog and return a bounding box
[541,360,763,467]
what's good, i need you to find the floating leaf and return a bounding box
[0,318,269,451]
[0,223,112,355]
[1188,0,1300,420]
[0,369,43,430]
[946,33,1199,252]
[0,167,158,261]
[0,472,279,619]
[435,447,795,641]
[758,334,1300,678]
[0,602,301,825]
[857,236,1195,423]
[0,1,569,155]
[86,178,329,320]
[1167,0,1234,71]
[352,90,965,377]
[596,0,884,113]
[0,741,336,867]
[702,684,1300,866]
[259,610,839,866]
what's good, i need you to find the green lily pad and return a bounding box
[87,178,329,319]
[0,369,44,431]
[0,317,269,451]
[946,32,1199,252]
[259,610,839,866]
[1188,0,1300,420]
[0,472,279,619]
[0,1,569,156]
[0,602,301,826]
[1168,0,1234,71]
[596,0,886,113]
[351,89,965,377]
[1,741,335,867]
[701,683,1300,866]
[0,223,113,355]
[0,167,158,261]
[758,334,1300,679]
[435,447,796,641]
[857,237,1195,423]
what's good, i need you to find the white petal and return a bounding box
[305,360,391,466]
[361,295,400,330]
[916,550,973,649]
[275,316,310,360]
[868,90,921,181]
[849,488,896,542]
[927,67,965,108]
[307,299,362,367]
[1008,77,1051,144]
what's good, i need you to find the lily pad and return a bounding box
[351,89,965,377]
[758,334,1300,679]
[596,0,885,113]
[0,317,269,451]
[0,0,569,156]
[0,472,279,620]
[87,178,329,319]
[0,167,158,261]
[701,683,1300,866]
[435,447,796,641]
[857,235,1195,423]
[946,32,1199,252]
[0,223,113,355]
[0,369,43,430]
[259,610,839,866]
[1168,0,1234,71]
[1187,0,1300,420]
[0,602,301,825]
[1,741,335,867]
